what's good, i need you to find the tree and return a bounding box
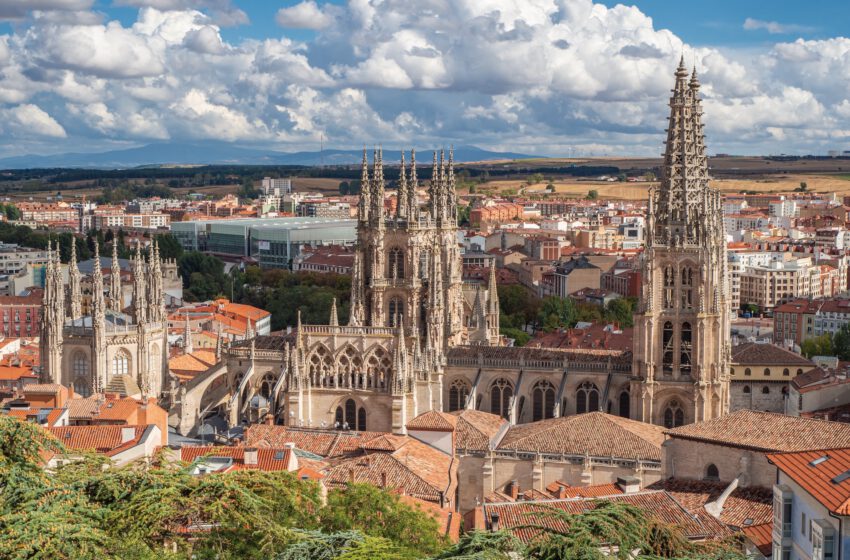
[434,531,523,559]
[801,334,833,358]
[238,178,260,200]
[339,181,351,195]
[643,171,657,182]
[586,190,599,200]
[537,297,576,331]
[834,323,850,360]
[319,483,448,557]
[178,252,229,301]
[604,297,636,328]
[154,234,184,261]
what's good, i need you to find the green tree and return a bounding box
[178,252,229,301]
[603,297,637,328]
[434,531,523,559]
[154,234,184,261]
[834,323,850,360]
[238,178,260,200]
[319,483,448,557]
[801,334,834,358]
[643,171,657,182]
[537,297,576,331]
[339,181,351,195]
[586,190,599,200]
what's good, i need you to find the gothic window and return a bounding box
[681,266,694,308]
[619,390,630,418]
[419,252,429,280]
[448,379,470,412]
[388,247,404,278]
[337,346,363,375]
[72,352,89,379]
[576,382,599,414]
[365,347,392,389]
[490,378,513,419]
[388,297,404,327]
[705,464,719,481]
[111,350,130,377]
[663,400,685,429]
[680,322,692,374]
[532,380,555,421]
[149,344,160,373]
[662,322,674,374]
[663,265,674,308]
[308,346,333,387]
[74,376,91,397]
[335,398,365,430]
[259,373,276,399]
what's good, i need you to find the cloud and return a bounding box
[114,0,248,26]
[743,18,815,35]
[0,0,93,20]
[4,104,67,137]
[275,1,334,30]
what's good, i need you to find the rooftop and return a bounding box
[731,342,814,366]
[768,447,850,515]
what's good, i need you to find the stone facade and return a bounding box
[631,60,731,428]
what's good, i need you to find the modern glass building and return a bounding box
[170,217,356,268]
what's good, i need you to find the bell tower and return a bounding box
[631,59,731,428]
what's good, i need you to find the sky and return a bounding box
[0,0,849,158]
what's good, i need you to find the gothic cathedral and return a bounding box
[631,59,731,427]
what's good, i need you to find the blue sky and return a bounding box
[0,0,848,157]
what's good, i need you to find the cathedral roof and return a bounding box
[497,412,665,462]
[229,334,295,351]
[731,342,814,366]
[646,479,773,529]
[448,409,508,452]
[406,410,458,432]
[446,345,631,367]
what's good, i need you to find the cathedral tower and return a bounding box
[631,59,731,428]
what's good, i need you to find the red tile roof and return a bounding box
[48,425,147,456]
[243,425,386,458]
[647,479,773,528]
[449,409,507,452]
[665,410,850,452]
[498,412,665,461]
[767,447,850,514]
[741,523,773,556]
[179,446,295,472]
[732,342,814,366]
[406,410,458,431]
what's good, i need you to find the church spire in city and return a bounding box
[358,148,371,223]
[68,238,82,320]
[184,311,193,355]
[407,148,418,220]
[329,297,338,327]
[109,240,122,313]
[132,241,147,324]
[396,150,408,220]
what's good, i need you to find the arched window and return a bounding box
[680,322,692,374]
[490,379,513,419]
[663,400,685,429]
[705,464,719,481]
[797,368,804,375]
[388,297,404,327]
[783,368,790,376]
[764,368,771,376]
[111,350,130,377]
[743,385,751,394]
[73,376,91,398]
[762,386,770,394]
[730,368,735,375]
[259,373,276,399]
[309,346,334,387]
[532,380,555,421]
[335,398,363,430]
[73,352,89,379]
[388,247,404,278]
[744,368,751,376]
[662,322,674,374]
[663,265,674,308]
[619,391,630,418]
[448,379,470,412]
[576,382,600,414]
[681,267,693,308]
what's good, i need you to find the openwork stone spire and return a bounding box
[396,150,408,220]
[109,240,122,312]
[68,239,82,320]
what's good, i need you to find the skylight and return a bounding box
[831,470,850,484]
[810,455,830,467]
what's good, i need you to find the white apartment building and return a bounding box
[737,255,839,311]
[770,198,798,218]
[261,177,292,196]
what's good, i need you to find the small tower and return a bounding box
[184,311,193,355]
[109,240,122,313]
[68,239,82,320]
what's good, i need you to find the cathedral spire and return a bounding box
[429,151,440,221]
[396,150,408,220]
[329,297,339,327]
[215,318,223,360]
[109,240,122,313]
[488,264,499,315]
[358,148,371,223]
[446,146,456,223]
[371,147,385,225]
[407,148,418,222]
[132,241,147,325]
[68,239,82,320]
[184,311,193,355]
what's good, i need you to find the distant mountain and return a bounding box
[0,141,538,169]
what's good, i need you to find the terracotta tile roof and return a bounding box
[483,491,724,544]
[767,447,850,514]
[220,302,270,322]
[447,344,630,364]
[324,437,454,504]
[397,493,460,542]
[169,351,220,377]
[647,479,773,528]
[0,366,36,380]
[731,342,814,366]
[66,397,102,420]
[497,412,665,461]
[242,425,385,458]
[22,383,65,394]
[665,410,850,452]
[179,446,294,472]
[48,425,147,456]
[361,434,409,452]
[741,523,772,556]
[406,410,458,431]
[449,409,507,452]
[557,483,624,499]
[4,407,65,427]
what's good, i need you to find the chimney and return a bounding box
[616,476,641,494]
[265,414,275,425]
[380,472,387,488]
[120,426,136,444]
[244,447,258,466]
[507,479,519,500]
[489,512,500,532]
[284,442,298,471]
[556,485,567,499]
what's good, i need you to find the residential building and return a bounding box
[729,343,815,413]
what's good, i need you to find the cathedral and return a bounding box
[210,60,731,435]
[40,239,169,399]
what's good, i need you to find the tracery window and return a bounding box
[73,352,89,378]
[681,266,694,308]
[388,247,404,278]
[532,379,555,421]
[576,381,599,414]
[663,400,685,429]
[490,378,513,419]
[448,379,470,412]
[335,398,366,431]
[680,322,692,374]
[388,297,404,327]
[662,322,674,374]
[663,265,675,308]
[111,350,130,377]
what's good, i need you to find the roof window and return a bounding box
[809,455,830,467]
